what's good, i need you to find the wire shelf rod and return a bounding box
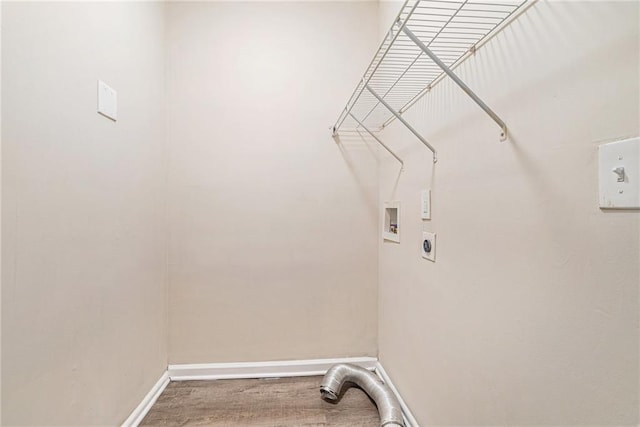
[402,24,507,139]
[365,84,437,163]
[355,0,469,128]
[348,113,404,167]
[332,0,422,135]
[333,0,530,145]
[383,0,533,128]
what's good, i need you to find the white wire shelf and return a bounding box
[333,0,531,163]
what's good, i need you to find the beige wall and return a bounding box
[3,1,638,425]
[165,1,379,363]
[377,0,640,425]
[1,2,168,425]
[1,2,4,423]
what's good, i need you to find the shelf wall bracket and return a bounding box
[401,25,508,142]
[348,112,404,168]
[365,84,437,163]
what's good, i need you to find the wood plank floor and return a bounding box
[140,376,380,426]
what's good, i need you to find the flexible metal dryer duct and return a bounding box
[320,364,405,427]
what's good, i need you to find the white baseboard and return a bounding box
[125,357,417,427]
[121,371,170,427]
[168,356,378,381]
[374,362,419,427]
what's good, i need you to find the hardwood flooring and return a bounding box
[140,376,380,426]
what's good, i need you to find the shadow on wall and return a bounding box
[333,132,386,215]
[414,0,633,148]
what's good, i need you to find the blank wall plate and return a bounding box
[421,189,431,220]
[599,137,639,209]
[97,80,117,121]
[422,231,436,262]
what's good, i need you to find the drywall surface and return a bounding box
[2,2,168,425]
[377,0,640,425]
[0,2,4,424]
[166,2,379,363]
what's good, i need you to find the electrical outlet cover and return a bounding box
[422,231,436,262]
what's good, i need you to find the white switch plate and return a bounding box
[599,137,640,209]
[97,80,117,121]
[422,231,436,262]
[421,189,431,220]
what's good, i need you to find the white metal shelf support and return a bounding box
[331,0,532,164]
[400,24,508,141]
[365,83,437,163]
[331,0,423,136]
[349,112,404,168]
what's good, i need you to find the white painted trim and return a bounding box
[123,358,417,427]
[374,362,419,427]
[121,371,170,427]
[168,356,378,381]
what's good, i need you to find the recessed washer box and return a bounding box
[383,201,400,243]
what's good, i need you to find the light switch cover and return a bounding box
[421,189,431,220]
[599,137,640,209]
[97,80,117,121]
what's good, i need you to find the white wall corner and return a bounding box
[121,371,170,427]
[375,362,420,427]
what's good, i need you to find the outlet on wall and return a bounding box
[422,231,436,262]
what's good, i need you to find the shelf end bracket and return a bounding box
[402,25,508,142]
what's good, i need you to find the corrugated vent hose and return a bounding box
[320,363,405,427]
